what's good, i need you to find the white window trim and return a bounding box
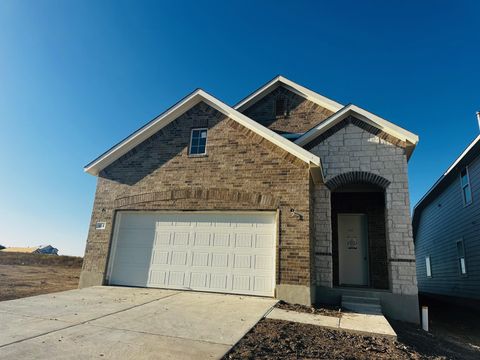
[460,166,473,206]
[425,256,432,278]
[189,128,208,156]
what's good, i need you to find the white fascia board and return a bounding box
[84,89,321,176]
[234,76,343,113]
[295,104,419,147]
[84,90,204,176]
[444,134,480,175]
[199,91,321,166]
[413,134,480,216]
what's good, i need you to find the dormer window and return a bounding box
[189,128,207,156]
[275,97,289,117]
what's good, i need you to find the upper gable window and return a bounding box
[189,128,207,156]
[275,97,289,117]
[460,167,472,205]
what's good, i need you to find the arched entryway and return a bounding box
[326,172,390,289]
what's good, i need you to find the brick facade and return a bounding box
[241,86,334,133]
[80,88,419,320]
[80,102,313,294]
[309,121,418,296]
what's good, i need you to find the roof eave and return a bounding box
[295,105,419,158]
[84,89,323,177]
[234,75,343,113]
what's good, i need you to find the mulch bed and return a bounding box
[223,318,480,360]
[275,300,342,318]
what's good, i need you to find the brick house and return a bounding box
[80,76,420,323]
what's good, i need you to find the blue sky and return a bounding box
[0,1,478,255]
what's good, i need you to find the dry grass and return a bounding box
[0,253,82,302]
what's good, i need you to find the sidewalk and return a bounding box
[266,308,397,339]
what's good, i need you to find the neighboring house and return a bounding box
[80,76,420,322]
[35,245,59,255]
[1,245,59,255]
[413,135,480,304]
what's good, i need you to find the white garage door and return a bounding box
[107,212,276,297]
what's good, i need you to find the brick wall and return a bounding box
[80,102,312,289]
[309,122,418,296]
[241,86,334,133]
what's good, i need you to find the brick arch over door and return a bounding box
[325,171,391,191]
[113,187,280,209]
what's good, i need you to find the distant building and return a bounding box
[413,135,480,304]
[1,245,59,255]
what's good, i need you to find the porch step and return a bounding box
[341,295,382,315]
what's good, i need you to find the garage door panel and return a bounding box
[210,273,228,290]
[235,233,253,247]
[256,234,274,248]
[212,233,229,247]
[119,214,157,229]
[114,247,152,265]
[116,229,155,247]
[232,275,250,291]
[109,212,276,297]
[111,266,149,286]
[193,233,211,246]
[151,250,169,265]
[191,252,209,267]
[149,270,167,285]
[154,231,171,246]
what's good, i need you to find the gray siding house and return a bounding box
[413,135,480,302]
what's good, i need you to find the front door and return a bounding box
[338,214,368,286]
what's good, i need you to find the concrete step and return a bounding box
[341,296,380,305]
[342,302,382,314]
[341,295,382,315]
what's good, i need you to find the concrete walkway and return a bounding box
[0,286,277,359]
[267,308,397,339]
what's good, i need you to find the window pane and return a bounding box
[460,258,467,274]
[461,169,468,187]
[456,241,465,257]
[189,129,207,155]
[426,256,431,277]
[463,185,472,204]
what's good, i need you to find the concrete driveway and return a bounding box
[0,286,277,359]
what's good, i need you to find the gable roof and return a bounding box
[84,89,323,181]
[234,75,343,113]
[295,104,419,159]
[412,134,480,236]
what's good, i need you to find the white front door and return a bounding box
[338,214,368,286]
[108,211,276,297]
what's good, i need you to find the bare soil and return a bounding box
[224,318,480,360]
[0,253,82,301]
[226,296,480,359]
[276,300,342,318]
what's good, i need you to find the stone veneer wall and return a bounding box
[309,122,418,296]
[241,86,334,133]
[79,102,314,301]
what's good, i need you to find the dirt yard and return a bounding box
[224,300,480,360]
[0,252,82,301]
